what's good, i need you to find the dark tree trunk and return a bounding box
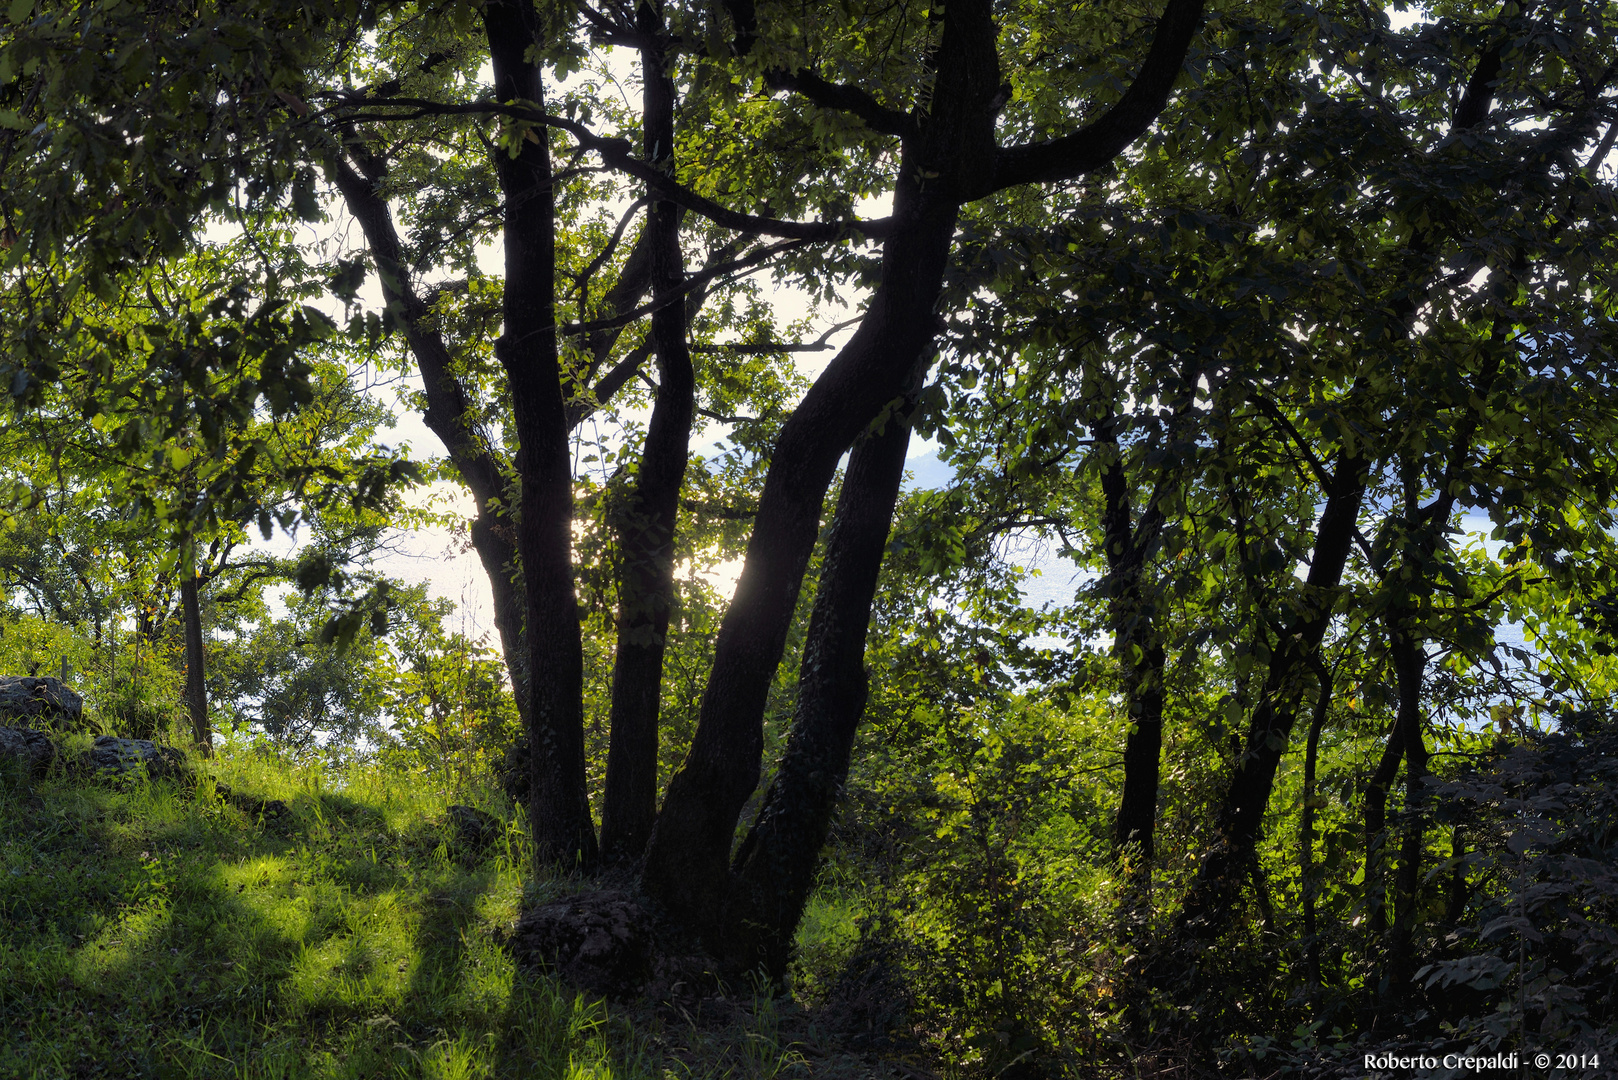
[1364,720,1405,943]
[1387,623,1429,994]
[640,180,968,930]
[1444,826,1469,925]
[724,405,914,974]
[599,17,694,863]
[329,145,533,736]
[1177,456,1366,937]
[330,115,655,810]
[1301,657,1332,988]
[1113,645,1165,869]
[180,572,210,756]
[1098,427,1168,876]
[485,0,597,870]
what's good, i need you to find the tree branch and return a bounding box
[560,238,805,336]
[987,0,1204,192]
[320,95,894,241]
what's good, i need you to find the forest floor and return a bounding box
[0,741,916,1080]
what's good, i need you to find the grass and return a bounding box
[0,739,835,1080]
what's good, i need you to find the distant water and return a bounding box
[902,451,1534,670]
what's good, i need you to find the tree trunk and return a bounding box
[485,0,597,870]
[1113,644,1165,868]
[1177,456,1365,937]
[600,18,694,863]
[724,404,914,974]
[1364,721,1404,944]
[1387,623,1429,995]
[328,142,533,740]
[180,572,210,756]
[1301,657,1332,989]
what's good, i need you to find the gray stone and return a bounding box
[0,676,84,728]
[79,735,189,780]
[0,724,57,777]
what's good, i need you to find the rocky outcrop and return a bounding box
[0,676,83,728]
[509,889,658,1000]
[213,781,292,824]
[0,724,57,777]
[79,735,189,780]
[447,804,504,853]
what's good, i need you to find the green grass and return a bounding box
[0,743,826,1080]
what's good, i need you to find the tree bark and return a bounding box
[724,403,915,974]
[485,0,597,870]
[1363,718,1405,945]
[599,16,694,864]
[328,149,533,741]
[329,125,656,809]
[180,571,210,756]
[638,0,1002,916]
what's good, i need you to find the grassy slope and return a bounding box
[0,744,842,1080]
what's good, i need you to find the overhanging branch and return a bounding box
[987,0,1205,192]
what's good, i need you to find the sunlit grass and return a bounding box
[0,742,644,1079]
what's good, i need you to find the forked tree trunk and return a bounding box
[724,404,915,973]
[640,190,965,929]
[642,0,1204,933]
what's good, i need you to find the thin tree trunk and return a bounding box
[1177,456,1365,937]
[1100,415,1167,878]
[329,151,533,736]
[1301,656,1332,989]
[1445,826,1468,925]
[724,404,914,974]
[330,127,655,804]
[600,17,694,863]
[1387,623,1429,995]
[1364,721,1404,945]
[180,572,210,756]
[485,0,597,870]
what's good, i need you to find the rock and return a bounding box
[0,724,57,777]
[0,676,84,728]
[509,889,656,1000]
[446,804,503,853]
[212,781,292,823]
[79,735,189,781]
